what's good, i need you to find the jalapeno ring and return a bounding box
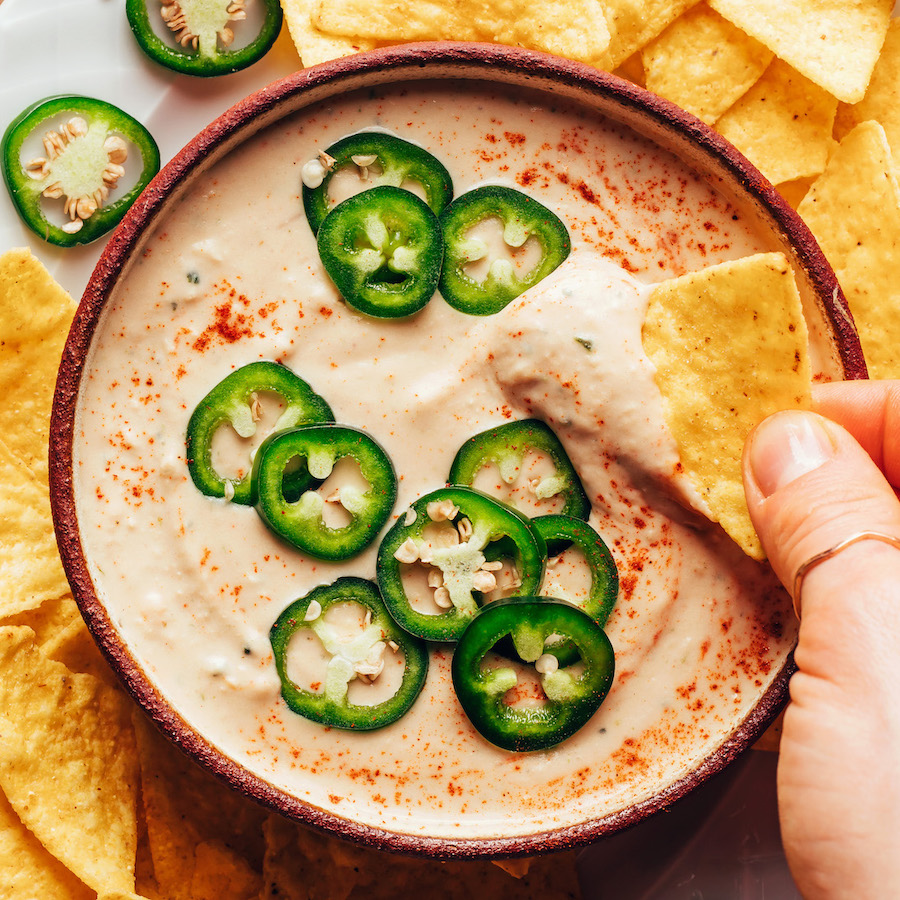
[270,577,429,730]
[451,596,615,752]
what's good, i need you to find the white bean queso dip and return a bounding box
[72,81,798,841]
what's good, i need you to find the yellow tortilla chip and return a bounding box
[752,709,785,752]
[98,894,155,900]
[613,51,646,87]
[775,176,816,212]
[642,252,812,559]
[797,121,900,380]
[714,58,837,185]
[600,0,700,69]
[0,594,80,645]
[492,858,533,879]
[312,0,612,66]
[834,18,900,153]
[41,615,121,687]
[0,788,95,900]
[0,248,76,485]
[280,0,378,67]
[134,712,266,900]
[190,842,265,900]
[134,786,164,900]
[0,437,70,617]
[642,5,773,125]
[0,626,139,895]
[707,0,892,104]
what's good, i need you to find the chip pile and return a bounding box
[283,0,899,378]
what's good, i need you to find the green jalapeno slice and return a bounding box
[317,185,443,319]
[185,361,333,505]
[532,515,619,666]
[253,424,396,561]
[1,95,160,247]
[270,577,429,730]
[451,596,615,752]
[377,487,546,643]
[126,0,283,77]
[448,419,590,520]
[302,132,453,235]
[439,185,570,315]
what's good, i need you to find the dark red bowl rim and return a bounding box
[49,41,866,860]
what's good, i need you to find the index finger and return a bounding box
[813,380,900,488]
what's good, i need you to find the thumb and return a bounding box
[743,409,900,619]
[742,404,900,900]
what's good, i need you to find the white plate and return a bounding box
[0,0,299,298]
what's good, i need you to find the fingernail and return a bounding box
[749,414,835,497]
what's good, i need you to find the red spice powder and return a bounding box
[192,298,254,352]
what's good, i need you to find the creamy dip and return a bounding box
[73,82,797,840]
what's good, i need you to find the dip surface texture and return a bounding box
[73,82,796,839]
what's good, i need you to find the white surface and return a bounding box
[0,0,299,299]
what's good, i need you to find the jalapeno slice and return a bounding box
[377,487,546,642]
[448,419,590,521]
[302,132,453,235]
[532,515,619,666]
[1,95,160,247]
[451,596,615,752]
[185,361,333,505]
[270,577,429,730]
[126,0,283,77]
[254,424,396,561]
[439,185,571,316]
[317,186,443,319]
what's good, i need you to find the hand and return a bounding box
[742,380,900,899]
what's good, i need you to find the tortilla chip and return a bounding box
[797,121,900,380]
[0,248,76,485]
[707,0,892,104]
[600,0,700,70]
[0,594,80,645]
[642,5,773,125]
[134,787,164,900]
[833,18,900,153]
[642,252,812,559]
[613,51,646,87]
[492,858,533,879]
[191,842,266,900]
[312,0,612,66]
[134,713,266,900]
[0,788,95,900]
[280,0,378,67]
[715,58,837,185]
[0,626,139,895]
[261,814,583,900]
[775,177,816,212]
[41,615,120,687]
[0,437,70,617]
[752,709,784,752]
[98,894,155,900]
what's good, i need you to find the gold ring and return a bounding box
[792,530,900,618]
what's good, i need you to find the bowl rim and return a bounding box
[49,40,867,860]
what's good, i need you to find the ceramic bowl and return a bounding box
[50,43,865,859]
